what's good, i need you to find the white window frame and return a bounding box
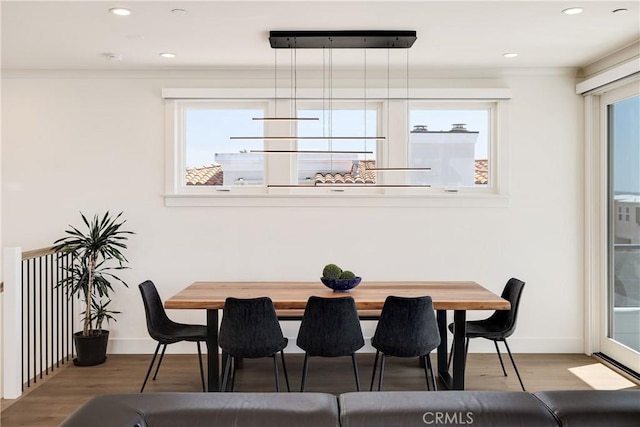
[289,99,385,196]
[407,100,498,193]
[167,99,270,195]
[163,87,511,207]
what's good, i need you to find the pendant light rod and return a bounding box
[314,183,431,187]
[231,136,385,140]
[253,117,318,121]
[267,184,431,188]
[251,150,373,154]
[365,167,432,171]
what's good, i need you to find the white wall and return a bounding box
[1,69,584,354]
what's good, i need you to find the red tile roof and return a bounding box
[315,160,377,184]
[185,160,489,186]
[185,164,223,185]
[475,159,488,185]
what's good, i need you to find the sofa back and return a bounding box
[60,390,640,427]
[59,392,340,427]
[339,391,558,427]
[534,390,640,427]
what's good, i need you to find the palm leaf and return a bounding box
[53,211,134,336]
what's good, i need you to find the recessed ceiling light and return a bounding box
[109,7,132,16]
[104,53,123,61]
[171,9,188,15]
[160,53,176,59]
[562,7,584,15]
[502,53,518,58]
[612,8,628,14]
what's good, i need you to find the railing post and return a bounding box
[3,247,23,399]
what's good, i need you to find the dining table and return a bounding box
[164,281,510,392]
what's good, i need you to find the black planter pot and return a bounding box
[73,330,109,366]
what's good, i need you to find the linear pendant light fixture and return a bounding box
[233,30,431,189]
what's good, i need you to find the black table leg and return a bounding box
[452,310,466,390]
[436,310,451,388]
[436,309,466,390]
[206,309,219,392]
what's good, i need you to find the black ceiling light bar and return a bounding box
[269,31,417,49]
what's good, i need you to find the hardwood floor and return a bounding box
[1,353,636,427]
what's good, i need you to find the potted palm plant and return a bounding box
[53,211,133,366]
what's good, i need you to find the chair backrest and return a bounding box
[219,297,287,358]
[138,280,175,342]
[296,296,365,357]
[372,295,441,357]
[486,278,526,338]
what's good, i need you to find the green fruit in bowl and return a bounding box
[340,270,356,279]
[322,264,342,279]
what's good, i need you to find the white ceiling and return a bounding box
[1,0,639,71]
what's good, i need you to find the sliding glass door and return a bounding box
[601,81,640,372]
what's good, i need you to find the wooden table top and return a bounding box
[165,281,510,311]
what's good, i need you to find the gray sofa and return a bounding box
[60,390,639,427]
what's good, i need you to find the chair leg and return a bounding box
[272,355,280,392]
[422,355,431,390]
[465,338,470,362]
[369,350,380,391]
[196,342,205,392]
[152,344,167,380]
[230,357,237,392]
[221,352,232,392]
[493,340,507,377]
[280,351,290,392]
[447,340,453,370]
[377,354,386,391]
[426,354,437,391]
[503,340,525,391]
[140,342,162,393]
[300,353,309,392]
[351,354,361,392]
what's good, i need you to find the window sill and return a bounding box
[163,191,509,208]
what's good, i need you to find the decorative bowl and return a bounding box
[321,276,362,292]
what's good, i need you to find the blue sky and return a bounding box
[613,95,640,194]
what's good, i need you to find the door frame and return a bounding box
[584,76,640,373]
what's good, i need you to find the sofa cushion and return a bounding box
[60,392,339,427]
[339,391,558,427]
[534,390,640,427]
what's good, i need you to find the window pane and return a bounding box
[608,94,640,352]
[184,107,264,186]
[409,108,490,187]
[296,108,378,185]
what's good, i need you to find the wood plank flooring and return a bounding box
[1,353,637,427]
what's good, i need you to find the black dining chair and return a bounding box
[218,297,290,392]
[296,296,365,392]
[370,295,441,391]
[448,277,526,390]
[138,280,207,392]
